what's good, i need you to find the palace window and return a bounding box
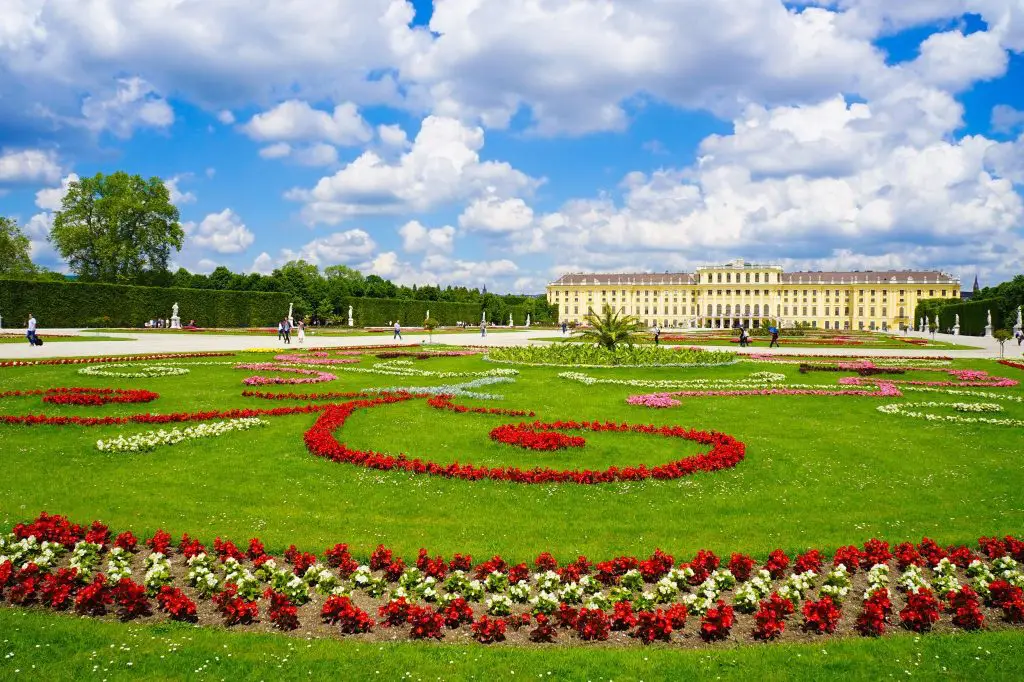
[825,321,830,329]
[716,304,722,315]
[755,273,760,283]
[784,306,789,316]
[802,306,808,316]
[845,306,849,315]
[726,274,732,283]
[717,274,722,283]
[745,273,750,283]
[858,307,864,317]
[882,307,887,317]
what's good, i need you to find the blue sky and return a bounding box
[1,0,1023,293]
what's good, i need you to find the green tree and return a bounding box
[574,305,645,350]
[0,217,36,277]
[993,329,1012,358]
[49,172,183,282]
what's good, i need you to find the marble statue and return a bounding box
[348,305,354,327]
[170,302,181,329]
[482,310,486,324]
[987,310,992,327]
[1015,306,1022,332]
[172,302,179,318]
[288,303,294,327]
[426,310,430,320]
[525,314,531,327]
[508,313,513,327]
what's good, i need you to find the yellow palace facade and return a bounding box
[546,259,960,331]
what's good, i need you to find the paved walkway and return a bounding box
[0,327,1016,360]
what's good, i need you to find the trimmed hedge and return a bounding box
[329,298,555,327]
[0,279,559,328]
[0,279,290,328]
[916,298,1004,336]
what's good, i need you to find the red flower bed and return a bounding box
[471,615,507,643]
[304,395,746,484]
[899,588,940,632]
[633,610,674,643]
[1,387,160,406]
[802,596,842,634]
[998,359,1024,372]
[157,586,198,621]
[489,423,587,451]
[321,596,374,633]
[700,601,735,641]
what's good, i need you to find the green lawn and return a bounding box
[0,348,1022,676]
[86,327,535,336]
[0,334,129,344]
[535,335,981,350]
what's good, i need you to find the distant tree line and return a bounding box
[0,171,551,323]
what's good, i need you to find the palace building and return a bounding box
[546,259,960,331]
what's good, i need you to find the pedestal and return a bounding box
[984,325,993,338]
[170,316,181,329]
[348,317,354,327]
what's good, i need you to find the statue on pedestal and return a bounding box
[347,305,354,327]
[170,302,181,329]
[1015,306,1023,333]
[953,313,960,336]
[508,313,513,327]
[287,303,294,327]
[984,309,993,337]
[525,314,531,327]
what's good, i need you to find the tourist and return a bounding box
[394,320,402,340]
[654,325,661,345]
[738,327,747,347]
[283,318,291,344]
[278,320,284,341]
[561,321,567,335]
[26,313,37,346]
[297,321,306,344]
[769,326,780,348]
[1016,329,1023,346]
[481,321,487,337]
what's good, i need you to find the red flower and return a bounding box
[802,596,842,634]
[899,589,940,633]
[471,615,507,643]
[794,549,823,575]
[728,553,756,582]
[833,545,862,573]
[179,534,206,560]
[145,529,173,555]
[574,609,610,641]
[112,578,151,621]
[113,531,138,553]
[861,539,891,568]
[213,583,260,625]
[266,590,300,631]
[407,605,445,640]
[378,597,412,627]
[74,574,113,616]
[441,597,474,628]
[529,614,557,642]
[947,586,984,630]
[157,586,198,622]
[764,549,789,579]
[610,601,637,631]
[39,568,79,610]
[633,610,673,644]
[700,601,735,642]
[489,424,586,451]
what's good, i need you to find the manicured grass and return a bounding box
[87,327,534,336]
[0,334,129,344]
[534,335,981,350]
[1,348,1022,675]
[0,607,1020,681]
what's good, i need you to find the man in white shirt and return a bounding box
[27,314,37,346]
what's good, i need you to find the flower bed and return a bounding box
[78,364,191,378]
[2,512,1022,648]
[0,387,159,406]
[877,402,1024,427]
[559,371,786,391]
[0,352,235,369]
[998,360,1024,372]
[303,394,746,484]
[486,345,736,368]
[489,424,587,451]
[235,363,337,385]
[96,418,269,453]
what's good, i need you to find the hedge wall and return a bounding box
[915,297,1005,336]
[0,279,290,328]
[0,279,560,329]
[330,298,556,327]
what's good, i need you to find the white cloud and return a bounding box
[287,115,541,225]
[165,174,196,205]
[398,220,455,253]
[908,29,1008,91]
[242,100,371,146]
[250,251,275,275]
[217,110,235,124]
[34,173,79,210]
[281,229,378,266]
[259,143,292,159]
[70,77,174,138]
[0,149,62,184]
[458,196,535,233]
[185,209,255,254]
[364,251,519,288]
[378,124,410,148]
[992,104,1024,134]
[292,143,339,167]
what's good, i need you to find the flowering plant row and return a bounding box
[333,359,518,380]
[489,424,587,451]
[272,352,363,366]
[95,418,269,453]
[363,376,516,400]
[744,353,953,365]
[627,383,902,407]
[3,512,1023,648]
[0,387,159,406]
[998,359,1024,372]
[559,371,787,391]
[0,352,235,369]
[235,363,338,385]
[485,344,738,369]
[78,363,191,378]
[877,402,1023,427]
[303,394,746,484]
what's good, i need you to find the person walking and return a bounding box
[283,318,291,344]
[1016,328,1023,346]
[278,320,285,341]
[654,325,661,346]
[297,321,306,344]
[481,321,487,337]
[768,325,780,348]
[738,327,747,348]
[394,320,402,341]
[561,321,567,335]
[26,313,37,346]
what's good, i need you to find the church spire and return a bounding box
[973,274,980,294]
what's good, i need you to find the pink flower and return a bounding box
[627,394,682,408]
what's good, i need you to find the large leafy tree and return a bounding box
[0,216,36,277]
[49,172,183,282]
[575,305,645,350]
